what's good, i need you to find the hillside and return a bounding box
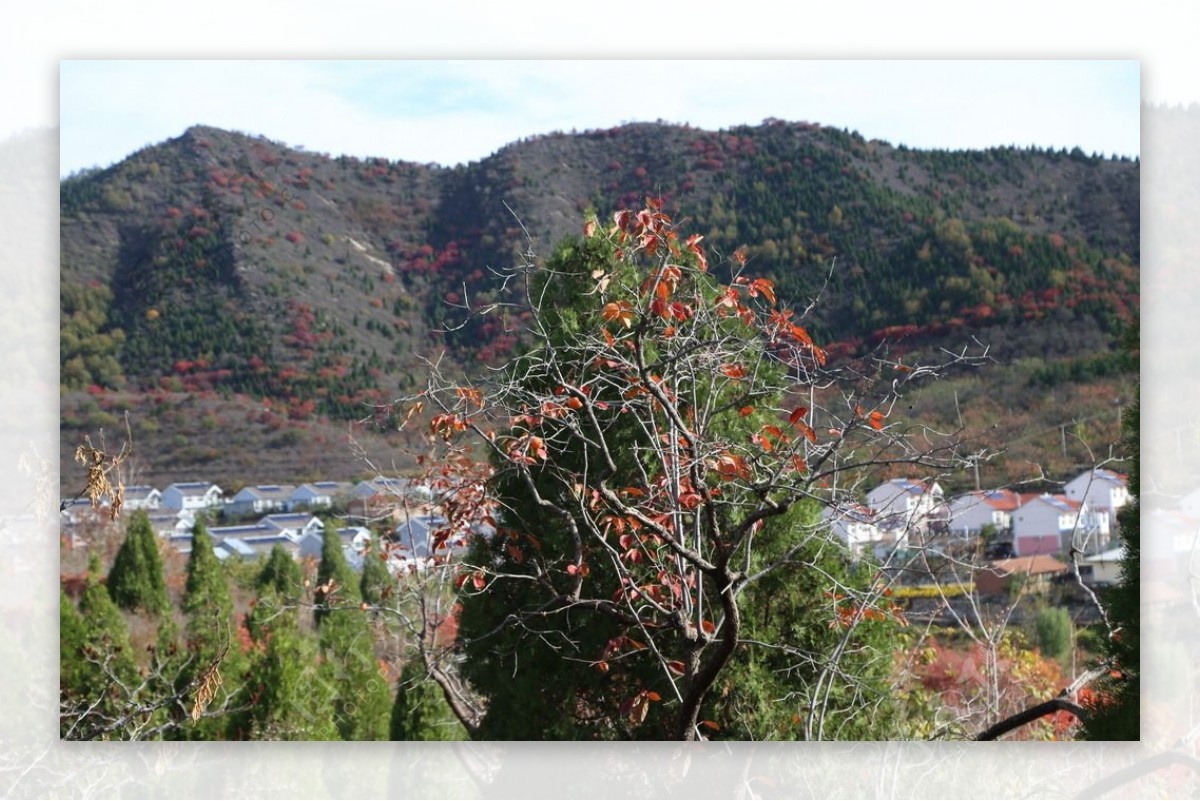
[60,120,1139,495]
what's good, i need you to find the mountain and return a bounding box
[60,121,1139,495]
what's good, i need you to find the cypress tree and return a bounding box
[257,543,304,602]
[314,527,390,740]
[359,538,393,607]
[389,659,467,741]
[314,527,357,626]
[1083,323,1139,740]
[175,521,241,739]
[228,591,339,740]
[456,227,905,740]
[106,510,170,615]
[62,555,140,739]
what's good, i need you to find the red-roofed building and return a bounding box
[947,489,1021,537]
[974,554,1069,596]
[1011,493,1086,556]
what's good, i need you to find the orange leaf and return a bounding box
[750,278,776,305]
[602,300,635,329]
[739,406,755,417]
[720,363,747,379]
[645,691,662,702]
[868,410,885,430]
[788,407,808,425]
[701,619,716,634]
[701,720,721,731]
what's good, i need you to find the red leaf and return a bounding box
[788,407,808,425]
[720,363,747,379]
[739,406,755,417]
[667,660,686,675]
[701,720,721,731]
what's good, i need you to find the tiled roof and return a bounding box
[984,554,1068,576]
[979,489,1021,510]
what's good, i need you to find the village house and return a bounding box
[258,512,325,540]
[974,554,1069,596]
[947,489,1021,539]
[296,525,371,569]
[348,476,419,520]
[1010,493,1086,556]
[1078,546,1124,587]
[225,484,296,517]
[161,482,223,512]
[289,481,351,512]
[1064,467,1128,548]
[821,502,882,556]
[121,485,162,511]
[146,508,196,538]
[865,478,946,549]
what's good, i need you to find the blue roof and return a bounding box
[219,538,256,557]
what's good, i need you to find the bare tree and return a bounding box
[392,202,998,740]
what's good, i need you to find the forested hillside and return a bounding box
[60,120,1139,493]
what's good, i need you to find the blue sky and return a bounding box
[59,60,1140,177]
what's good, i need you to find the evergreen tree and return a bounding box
[227,591,338,740]
[61,555,140,739]
[174,520,241,739]
[455,222,904,739]
[314,527,390,740]
[359,538,393,607]
[314,527,357,627]
[389,658,467,741]
[1034,604,1073,668]
[704,503,904,740]
[257,543,304,602]
[106,509,170,615]
[1084,324,1139,740]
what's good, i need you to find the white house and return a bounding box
[947,489,1021,537]
[1079,546,1124,587]
[289,481,350,511]
[225,484,295,517]
[295,525,370,568]
[349,476,416,519]
[865,478,945,546]
[1065,468,1129,539]
[122,486,162,511]
[821,503,882,555]
[1011,493,1096,556]
[161,482,223,512]
[259,513,325,541]
[146,508,196,538]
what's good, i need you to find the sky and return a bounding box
[58,60,1141,178]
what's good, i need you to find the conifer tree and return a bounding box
[257,543,304,602]
[228,591,338,740]
[1083,324,1139,740]
[106,509,170,615]
[453,215,908,739]
[389,658,467,741]
[359,539,393,607]
[61,555,140,739]
[174,520,241,739]
[314,527,390,740]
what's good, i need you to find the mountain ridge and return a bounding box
[60,119,1139,494]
